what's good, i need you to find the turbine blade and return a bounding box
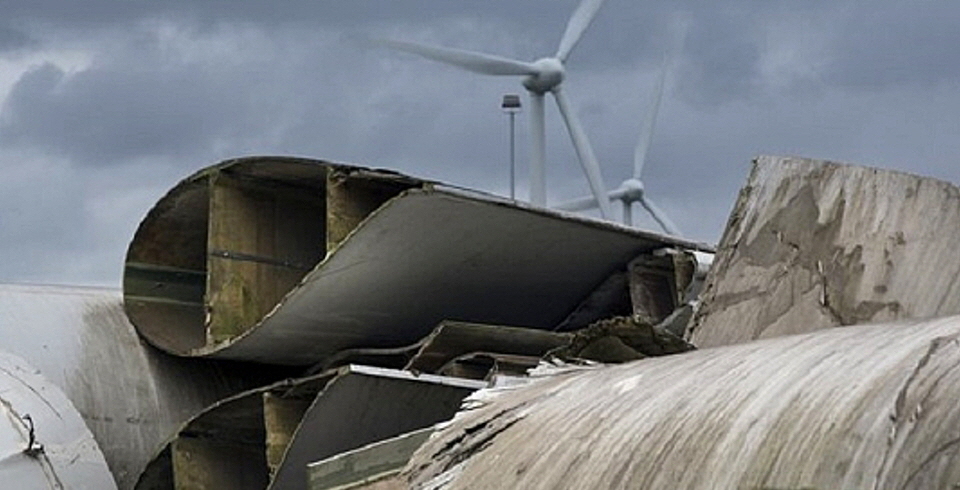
[555,186,628,211]
[634,18,688,179]
[552,88,613,219]
[555,195,599,212]
[378,39,538,76]
[556,0,607,62]
[633,52,668,179]
[529,93,547,207]
[639,195,681,236]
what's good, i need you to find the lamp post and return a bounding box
[501,94,522,200]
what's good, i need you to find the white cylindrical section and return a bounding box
[528,93,546,207]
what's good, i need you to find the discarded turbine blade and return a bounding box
[0,283,286,490]
[556,0,607,62]
[307,427,434,490]
[0,350,117,490]
[378,39,537,76]
[405,321,572,375]
[134,365,483,490]
[123,157,710,366]
[689,155,960,348]
[435,352,546,380]
[405,317,960,489]
[310,343,421,374]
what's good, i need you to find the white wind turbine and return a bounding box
[379,0,614,219]
[556,27,686,235]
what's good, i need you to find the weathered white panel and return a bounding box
[405,317,960,489]
[689,156,960,347]
[0,283,282,490]
[0,350,116,489]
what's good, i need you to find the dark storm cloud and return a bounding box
[1,0,959,285]
[674,9,762,107]
[823,3,960,89]
[0,60,249,165]
[0,0,560,28]
[0,25,36,52]
[0,17,307,167]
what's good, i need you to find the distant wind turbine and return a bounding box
[556,23,687,235]
[378,0,614,219]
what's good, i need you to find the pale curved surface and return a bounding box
[213,188,690,364]
[123,156,710,365]
[0,283,286,490]
[0,349,116,489]
[134,365,483,490]
[406,316,960,489]
[690,155,960,347]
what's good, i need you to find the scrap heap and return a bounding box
[2,154,959,489]
[120,155,709,490]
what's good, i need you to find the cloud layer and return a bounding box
[0,1,958,285]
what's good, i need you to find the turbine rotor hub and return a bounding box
[619,178,645,202]
[523,58,565,94]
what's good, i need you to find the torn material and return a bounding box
[689,155,960,347]
[404,316,960,490]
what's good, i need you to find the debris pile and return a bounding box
[116,155,710,489]
[396,155,960,490]
[403,317,960,489]
[4,154,960,489]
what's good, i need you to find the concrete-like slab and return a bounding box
[688,156,960,347]
[406,316,960,489]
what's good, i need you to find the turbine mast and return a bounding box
[529,93,547,206]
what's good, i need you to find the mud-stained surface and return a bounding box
[547,315,694,363]
[402,318,960,490]
[688,156,960,347]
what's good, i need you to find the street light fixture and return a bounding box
[501,94,522,200]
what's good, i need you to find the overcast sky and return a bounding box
[1,1,958,286]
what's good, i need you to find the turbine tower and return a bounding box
[379,0,614,219]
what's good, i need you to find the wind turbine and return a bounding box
[555,27,685,236]
[378,0,614,219]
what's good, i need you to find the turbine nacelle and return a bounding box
[615,178,645,202]
[523,58,565,94]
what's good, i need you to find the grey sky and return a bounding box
[1,1,958,286]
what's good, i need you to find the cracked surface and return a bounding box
[402,318,960,489]
[689,156,960,347]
